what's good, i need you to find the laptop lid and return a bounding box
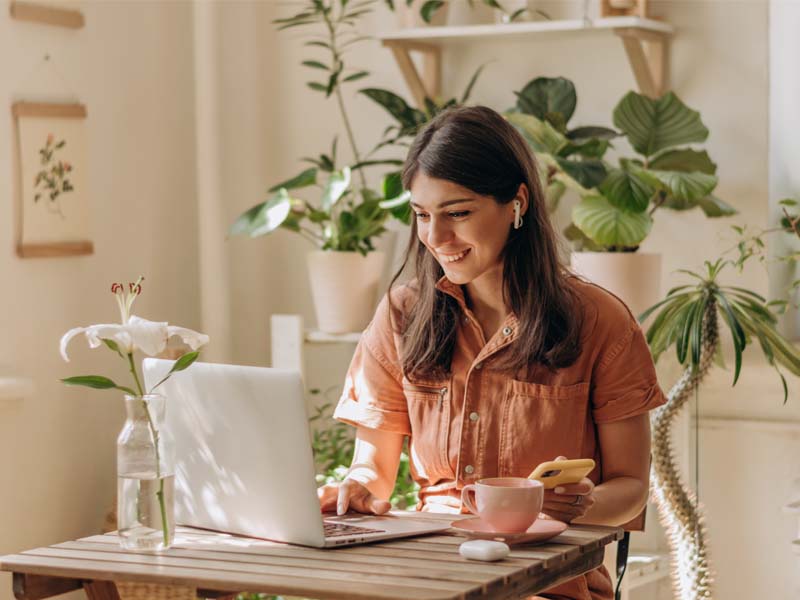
[142,358,327,547]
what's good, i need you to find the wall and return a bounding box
[0,1,796,599]
[0,2,199,599]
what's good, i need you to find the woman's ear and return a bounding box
[516,183,530,216]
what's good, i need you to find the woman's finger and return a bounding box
[317,484,339,512]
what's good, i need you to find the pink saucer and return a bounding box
[450,517,568,545]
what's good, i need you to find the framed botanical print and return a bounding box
[12,102,92,258]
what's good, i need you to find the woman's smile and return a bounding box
[438,248,471,264]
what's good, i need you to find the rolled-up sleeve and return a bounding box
[333,296,411,435]
[591,323,667,424]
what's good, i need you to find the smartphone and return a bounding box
[527,458,596,489]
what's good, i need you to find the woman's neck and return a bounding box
[463,265,508,340]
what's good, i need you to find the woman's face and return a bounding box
[410,172,521,286]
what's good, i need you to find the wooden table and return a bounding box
[1,514,622,600]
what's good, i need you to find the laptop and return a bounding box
[142,358,450,548]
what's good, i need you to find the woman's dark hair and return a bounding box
[389,105,583,379]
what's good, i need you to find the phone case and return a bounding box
[527,458,596,489]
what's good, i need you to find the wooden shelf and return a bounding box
[378,16,674,107]
[380,17,673,42]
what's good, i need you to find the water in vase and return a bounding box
[117,473,175,551]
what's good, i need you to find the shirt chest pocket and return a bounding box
[402,378,452,477]
[498,380,590,477]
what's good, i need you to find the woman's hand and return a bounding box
[540,456,596,523]
[317,479,392,516]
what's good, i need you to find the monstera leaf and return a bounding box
[572,195,653,249]
[614,91,709,158]
[515,77,577,128]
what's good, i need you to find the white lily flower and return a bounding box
[60,277,209,362]
[60,315,209,362]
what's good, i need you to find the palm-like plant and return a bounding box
[638,257,800,600]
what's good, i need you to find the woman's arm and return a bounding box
[345,426,405,500]
[571,413,651,526]
[317,425,405,515]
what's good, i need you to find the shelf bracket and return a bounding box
[382,40,442,109]
[614,27,670,98]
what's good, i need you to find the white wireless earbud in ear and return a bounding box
[513,200,523,230]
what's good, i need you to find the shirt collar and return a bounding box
[434,276,520,332]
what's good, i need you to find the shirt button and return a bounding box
[502,326,513,336]
[474,362,483,370]
[469,412,479,422]
[464,465,475,474]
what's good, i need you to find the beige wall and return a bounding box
[0,0,796,598]
[0,1,199,598]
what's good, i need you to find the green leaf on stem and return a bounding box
[101,338,124,357]
[268,168,318,192]
[572,195,653,249]
[61,375,137,396]
[420,0,444,22]
[515,77,577,124]
[229,189,293,238]
[150,351,200,392]
[613,91,709,158]
[302,60,329,70]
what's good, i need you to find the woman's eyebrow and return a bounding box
[410,198,475,209]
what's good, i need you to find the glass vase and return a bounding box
[117,393,175,551]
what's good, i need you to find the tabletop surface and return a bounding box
[1,513,622,600]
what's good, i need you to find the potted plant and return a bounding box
[638,208,800,599]
[505,77,737,316]
[238,0,414,333]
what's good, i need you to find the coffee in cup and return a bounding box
[460,477,544,533]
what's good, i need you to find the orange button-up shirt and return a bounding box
[334,276,667,600]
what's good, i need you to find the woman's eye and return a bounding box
[415,213,429,220]
[449,211,470,218]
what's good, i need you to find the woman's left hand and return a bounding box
[540,457,596,523]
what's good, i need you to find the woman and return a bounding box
[317,106,666,599]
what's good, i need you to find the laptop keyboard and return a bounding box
[323,521,386,538]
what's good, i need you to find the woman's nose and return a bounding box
[426,218,453,247]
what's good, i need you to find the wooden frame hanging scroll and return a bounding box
[12,102,93,258]
[9,1,85,29]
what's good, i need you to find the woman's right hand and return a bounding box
[317,479,392,516]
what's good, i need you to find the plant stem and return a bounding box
[322,3,367,191]
[127,353,170,547]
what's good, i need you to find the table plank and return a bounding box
[53,541,517,583]
[1,522,623,600]
[2,554,468,600]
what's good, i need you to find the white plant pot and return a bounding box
[570,252,662,319]
[307,250,386,334]
[396,0,449,27]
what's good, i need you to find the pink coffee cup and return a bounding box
[461,477,544,533]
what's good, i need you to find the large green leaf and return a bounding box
[321,167,351,211]
[650,169,717,209]
[515,77,576,125]
[697,194,737,218]
[566,126,619,141]
[229,188,293,237]
[420,0,445,22]
[555,158,607,190]
[599,166,658,213]
[505,112,567,155]
[268,167,318,192]
[613,91,709,158]
[572,195,653,249]
[360,88,426,134]
[559,138,611,160]
[649,149,717,174]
